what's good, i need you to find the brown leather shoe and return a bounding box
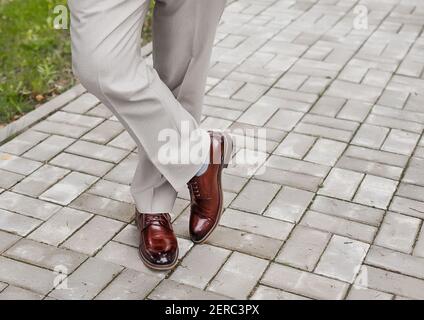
[135,212,179,270]
[187,131,233,244]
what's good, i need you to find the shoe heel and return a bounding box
[221,132,233,168]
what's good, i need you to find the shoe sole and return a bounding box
[138,246,180,271]
[191,132,233,244]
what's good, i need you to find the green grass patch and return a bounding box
[0,0,153,125]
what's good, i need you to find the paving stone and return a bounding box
[266,109,304,131]
[222,173,248,194]
[318,168,364,201]
[12,165,69,197]
[366,245,424,280]
[266,155,329,178]
[381,129,420,156]
[207,252,268,299]
[413,226,424,258]
[0,208,42,236]
[149,279,230,300]
[346,286,393,300]
[209,79,245,99]
[170,244,231,289]
[0,256,56,295]
[256,167,322,192]
[315,235,369,283]
[264,187,314,223]
[62,216,124,256]
[301,210,376,243]
[0,285,43,300]
[336,155,404,181]
[221,208,293,240]
[378,89,409,109]
[0,131,48,155]
[201,117,232,131]
[355,265,424,300]
[276,225,330,271]
[0,191,61,220]
[362,69,392,88]
[28,207,92,246]
[0,153,42,175]
[403,157,424,186]
[389,196,424,219]
[230,121,286,142]
[48,111,104,129]
[0,230,20,253]
[204,95,251,112]
[261,263,349,300]
[103,153,137,185]
[275,73,307,91]
[374,212,421,254]
[238,102,278,126]
[311,196,384,227]
[23,135,75,162]
[82,120,124,144]
[273,133,316,159]
[300,76,332,95]
[372,105,424,126]
[231,179,280,214]
[294,122,352,142]
[250,285,310,300]
[310,96,346,117]
[337,100,373,122]
[366,114,423,134]
[206,225,282,260]
[354,175,398,209]
[352,124,389,149]
[304,138,346,166]
[345,145,408,167]
[32,120,91,138]
[5,239,86,273]
[67,140,129,164]
[0,169,23,189]
[95,269,161,300]
[396,183,424,203]
[62,93,99,114]
[327,80,383,103]
[203,105,242,121]
[111,223,138,247]
[88,180,133,204]
[1,0,424,300]
[39,172,98,205]
[0,282,6,292]
[49,257,123,300]
[70,193,134,223]
[50,153,114,177]
[107,131,137,151]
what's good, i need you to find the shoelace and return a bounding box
[189,180,202,198]
[141,214,172,232]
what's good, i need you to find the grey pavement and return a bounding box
[0,0,424,300]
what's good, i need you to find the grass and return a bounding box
[0,0,154,126]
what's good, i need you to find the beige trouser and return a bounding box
[68,0,226,213]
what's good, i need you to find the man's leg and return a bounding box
[153,0,233,244]
[153,0,227,122]
[130,0,228,216]
[68,0,227,269]
[68,0,207,206]
[67,0,200,270]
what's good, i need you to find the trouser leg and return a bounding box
[68,0,224,213]
[153,0,227,122]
